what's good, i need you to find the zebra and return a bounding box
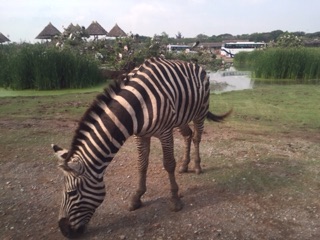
[52,57,231,238]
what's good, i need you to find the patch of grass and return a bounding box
[209,157,301,193]
[185,122,319,203]
[0,86,106,120]
[210,84,320,130]
[0,84,105,97]
[0,94,96,119]
[204,84,320,197]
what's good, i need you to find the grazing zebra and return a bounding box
[52,57,231,238]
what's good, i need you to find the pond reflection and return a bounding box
[209,69,254,93]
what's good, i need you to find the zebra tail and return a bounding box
[206,109,233,122]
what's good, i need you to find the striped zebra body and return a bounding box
[52,57,231,238]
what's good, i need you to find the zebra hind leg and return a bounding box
[129,136,151,211]
[160,132,183,212]
[192,119,205,174]
[178,124,192,173]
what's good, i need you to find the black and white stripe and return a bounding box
[53,57,231,238]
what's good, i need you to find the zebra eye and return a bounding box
[67,190,78,197]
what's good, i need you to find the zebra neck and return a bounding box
[73,125,128,180]
[71,84,146,179]
[79,114,130,162]
[75,98,136,175]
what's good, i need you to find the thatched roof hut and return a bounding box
[36,22,61,40]
[0,32,10,43]
[86,21,107,38]
[108,24,127,37]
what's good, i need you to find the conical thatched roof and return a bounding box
[36,22,61,39]
[0,32,10,43]
[86,21,107,36]
[108,24,127,37]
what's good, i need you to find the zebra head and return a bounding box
[52,144,106,238]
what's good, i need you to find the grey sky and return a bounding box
[0,0,319,42]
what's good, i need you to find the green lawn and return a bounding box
[210,84,320,130]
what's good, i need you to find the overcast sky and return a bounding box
[0,0,319,43]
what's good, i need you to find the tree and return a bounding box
[217,33,234,39]
[196,34,209,41]
[275,32,303,48]
[269,30,284,41]
[176,32,183,39]
[160,32,169,45]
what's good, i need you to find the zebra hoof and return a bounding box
[170,198,183,212]
[129,200,142,211]
[178,166,188,173]
[195,168,203,174]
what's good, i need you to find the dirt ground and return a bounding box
[0,115,320,240]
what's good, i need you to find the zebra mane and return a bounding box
[66,79,124,162]
[65,58,161,162]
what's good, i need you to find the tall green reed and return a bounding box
[0,43,103,90]
[234,48,320,83]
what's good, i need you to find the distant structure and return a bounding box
[36,22,61,40]
[86,21,108,40]
[108,24,127,37]
[0,32,10,43]
[304,39,320,47]
[199,42,223,54]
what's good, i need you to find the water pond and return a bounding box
[209,69,254,93]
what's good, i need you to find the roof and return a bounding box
[0,32,10,43]
[108,24,127,37]
[86,21,107,36]
[304,39,320,47]
[36,22,61,39]
[200,42,222,48]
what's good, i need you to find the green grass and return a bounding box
[199,85,320,196]
[0,93,97,120]
[0,85,106,120]
[0,84,105,97]
[210,84,320,130]
[1,84,319,130]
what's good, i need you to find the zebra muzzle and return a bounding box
[58,218,86,238]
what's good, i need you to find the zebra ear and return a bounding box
[58,163,72,172]
[52,144,72,173]
[52,144,82,175]
[57,160,81,175]
[52,144,69,161]
[64,160,82,175]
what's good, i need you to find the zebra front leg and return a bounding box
[160,132,183,212]
[192,119,205,174]
[178,125,192,173]
[129,136,151,211]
